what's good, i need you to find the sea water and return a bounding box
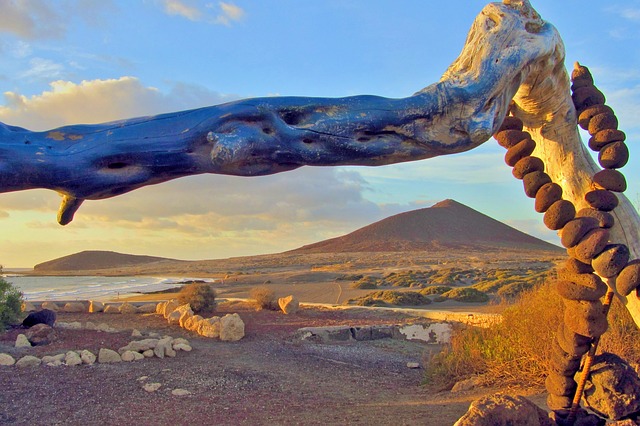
[4,275,214,301]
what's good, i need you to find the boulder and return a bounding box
[580,353,640,420]
[15,334,31,348]
[156,301,167,314]
[80,350,96,365]
[98,348,122,363]
[22,309,56,328]
[21,301,36,312]
[186,315,203,332]
[162,299,180,318]
[167,310,182,325]
[179,311,193,328]
[454,393,553,426]
[89,301,104,313]
[119,302,138,314]
[41,301,60,311]
[65,351,82,366]
[137,303,156,314]
[278,295,299,315]
[0,353,16,366]
[15,355,41,368]
[103,305,120,314]
[63,302,86,313]
[198,316,221,338]
[25,323,57,346]
[220,313,245,342]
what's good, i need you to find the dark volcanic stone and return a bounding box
[535,182,563,213]
[556,322,591,357]
[571,65,594,83]
[598,141,628,169]
[572,86,605,110]
[589,129,626,152]
[565,257,594,274]
[498,116,523,132]
[455,394,554,426]
[544,200,576,230]
[505,138,536,167]
[512,156,545,180]
[24,323,58,346]
[572,228,610,263]
[494,130,530,149]
[550,339,582,377]
[546,369,578,396]
[578,104,613,130]
[588,112,618,136]
[576,208,615,229]
[592,244,630,278]
[556,278,607,302]
[585,190,618,211]
[617,259,640,297]
[558,268,606,289]
[22,309,57,328]
[564,299,608,338]
[523,171,552,198]
[560,217,600,248]
[547,393,573,412]
[592,169,627,192]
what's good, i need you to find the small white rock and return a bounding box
[85,321,97,330]
[171,389,192,396]
[142,349,154,358]
[16,355,41,368]
[15,334,31,348]
[137,376,149,381]
[46,360,64,367]
[98,348,122,364]
[65,351,82,366]
[143,383,162,392]
[131,329,143,337]
[0,353,16,366]
[133,352,145,361]
[121,350,137,362]
[406,362,420,369]
[81,350,96,365]
[174,343,192,352]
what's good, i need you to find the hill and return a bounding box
[33,250,177,272]
[291,199,562,253]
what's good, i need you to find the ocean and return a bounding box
[3,275,215,301]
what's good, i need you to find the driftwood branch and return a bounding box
[1,1,639,325]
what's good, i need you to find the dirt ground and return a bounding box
[0,302,529,425]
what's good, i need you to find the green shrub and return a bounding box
[420,286,452,295]
[350,276,379,289]
[0,277,23,330]
[349,290,430,306]
[177,283,216,314]
[250,286,277,310]
[442,287,489,303]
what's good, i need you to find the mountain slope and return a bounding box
[33,250,177,272]
[291,199,562,253]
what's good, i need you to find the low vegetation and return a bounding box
[440,287,489,303]
[0,275,23,330]
[348,290,430,307]
[250,286,278,310]
[177,283,216,314]
[423,281,640,388]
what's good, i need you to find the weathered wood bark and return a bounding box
[0,0,638,325]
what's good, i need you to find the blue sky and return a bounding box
[1,1,639,268]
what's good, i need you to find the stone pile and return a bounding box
[1,334,193,368]
[155,299,245,341]
[493,63,639,421]
[24,301,159,315]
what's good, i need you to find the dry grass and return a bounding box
[423,281,640,388]
[250,286,278,310]
[177,283,217,314]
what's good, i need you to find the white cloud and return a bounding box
[161,0,245,26]
[20,57,65,81]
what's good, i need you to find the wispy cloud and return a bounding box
[161,0,245,26]
[20,57,65,81]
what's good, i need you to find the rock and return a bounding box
[179,310,193,328]
[156,301,167,314]
[98,348,122,363]
[22,309,56,328]
[572,228,610,263]
[523,171,551,198]
[163,299,180,318]
[119,302,138,314]
[174,343,192,352]
[25,323,58,346]
[65,351,82,366]
[41,301,60,311]
[592,244,630,278]
[165,346,177,358]
[171,389,192,396]
[198,316,221,338]
[564,299,608,338]
[42,354,65,364]
[534,182,563,213]
[167,310,182,325]
[555,278,607,301]
[21,301,36,312]
[186,315,204,332]
[0,353,16,366]
[154,337,173,358]
[172,337,190,347]
[545,370,577,397]
[564,257,594,274]
[15,355,41,368]
[133,352,144,361]
[278,295,299,315]
[81,350,96,365]
[598,141,628,169]
[451,376,481,392]
[96,323,117,332]
[121,350,138,362]
[131,329,142,337]
[63,302,86,313]
[46,360,64,367]
[143,383,161,392]
[103,304,120,314]
[62,321,83,330]
[119,339,158,354]
[580,353,640,420]
[137,303,156,314]
[15,334,31,348]
[512,156,544,180]
[585,189,618,211]
[89,300,104,313]
[220,313,245,342]
[543,200,575,230]
[617,259,640,297]
[454,393,553,426]
[593,169,626,192]
[560,217,600,248]
[85,321,97,330]
[576,208,615,229]
[143,349,154,358]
